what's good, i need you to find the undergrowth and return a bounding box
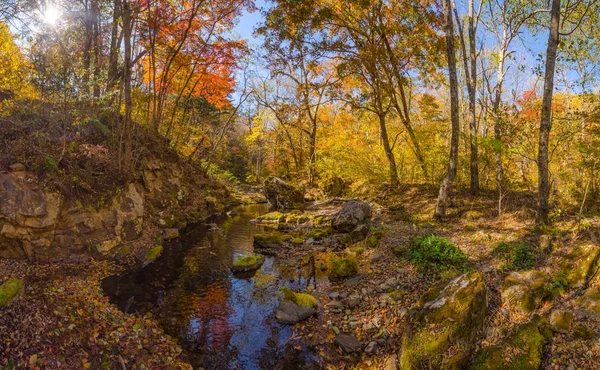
[407,234,469,273]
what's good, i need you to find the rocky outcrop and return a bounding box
[0,159,226,262]
[331,200,372,233]
[400,272,487,370]
[500,270,554,312]
[263,177,304,209]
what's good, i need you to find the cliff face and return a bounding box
[0,158,227,262]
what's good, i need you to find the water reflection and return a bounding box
[102,204,321,370]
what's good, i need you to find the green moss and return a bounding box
[0,278,24,307]
[233,254,265,268]
[561,244,600,288]
[573,324,595,340]
[493,241,536,271]
[471,321,546,370]
[279,286,318,308]
[307,228,332,239]
[366,230,382,248]
[329,257,358,279]
[501,271,554,312]
[118,244,132,256]
[340,233,352,245]
[407,234,468,273]
[145,245,163,261]
[313,215,325,225]
[253,233,292,246]
[260,212,285,222]
[291,237,304,244]
[350,245,364,255]
[286,213,309,224]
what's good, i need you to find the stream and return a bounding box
[101,204,323,369]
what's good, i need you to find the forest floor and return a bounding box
[1,186,599,369]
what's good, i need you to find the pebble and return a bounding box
[364,341,378,354]
[327,301,344,310]
[340,292,349,299]
[385,354,398,370]
[348,294,361,308]
[329,292,340,299]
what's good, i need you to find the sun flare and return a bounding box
[43,6,61,25]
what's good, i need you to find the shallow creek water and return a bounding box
[102,204,322,369]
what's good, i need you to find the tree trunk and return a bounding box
[435,0,460,219]
[467,0,479,194]
[378,111,399,187]
[107,0,121,99]
[122,0,133,171]
[537,0,561,225]
[492,44,506,216]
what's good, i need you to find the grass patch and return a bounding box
[407,234,468,273]
[492,242,536,271]
[0,278,24,307]
[145,245,163,261]
[329,257,358,279]
[279,286,318,308]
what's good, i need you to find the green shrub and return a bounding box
[493,242,536,270]
[407,234,468,272]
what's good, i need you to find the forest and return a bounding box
[0,0,600,369]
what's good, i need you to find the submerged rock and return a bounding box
[500,270,554,312]
[263,177,305,209]
[231,254,265,273]
[331,200,372,233]
[400,271,487,370]
[470,319,550,370]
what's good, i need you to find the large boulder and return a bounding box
[275,287,317,324]
[500,270,554,312]
[331,200,372,233]
[263,177,304,209]
[579,287,600,317]
[562,244,600,288]
[400,271,487,370]
[470,318,550,370]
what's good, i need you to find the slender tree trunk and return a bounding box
[122,0,133,171]
[435,0,460,219]
[467,0,479,194]
[493,45,506,215]
[537,0,561,225]
[91,0,100,99]
[107,0,121,100]
[378,111,399,187]
[308,123,317,184]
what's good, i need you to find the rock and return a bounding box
[549,309,573,333]
[335,334,362,353]
[400,272,487,370]
[573,323,596,339]
[329,257,358,279]
[470,319,550,370]
[348,294,361,308]
[500,270,554,312]
[370,252,384,263]
[275,287,318,324]
[163,228,179,240]
[327,301,344,310]
[144,245,163,262]
[263,177,305,209]
[329,292,340,299]
[364,341,378,354]
[562,244,600,288]
[275,300,316,324]
[579,287,600,317]
[0,278,24,307]
[9,163,25,172]
[350,224,370,242]
[331,200,372,233]
[231,254,265,273]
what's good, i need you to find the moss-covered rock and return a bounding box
[306,228,332,239]
[291,237,304,245]
[365,229,383,248]
[501,270,554,312]
[573,324,596,340]
[549,309,573,333]
[258,211,285,222]
[329,257,358,279]
[470,320,548,370]
[253,233,292,248]
[561,244,600,288]
[145,245,163,261]
[263,176,305,209]
[400,272,487,370]
[231,254,265,273]
[331,199,372,233]
[279,286,317,308]
[579,286,600,317]
[0,278,24,307]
